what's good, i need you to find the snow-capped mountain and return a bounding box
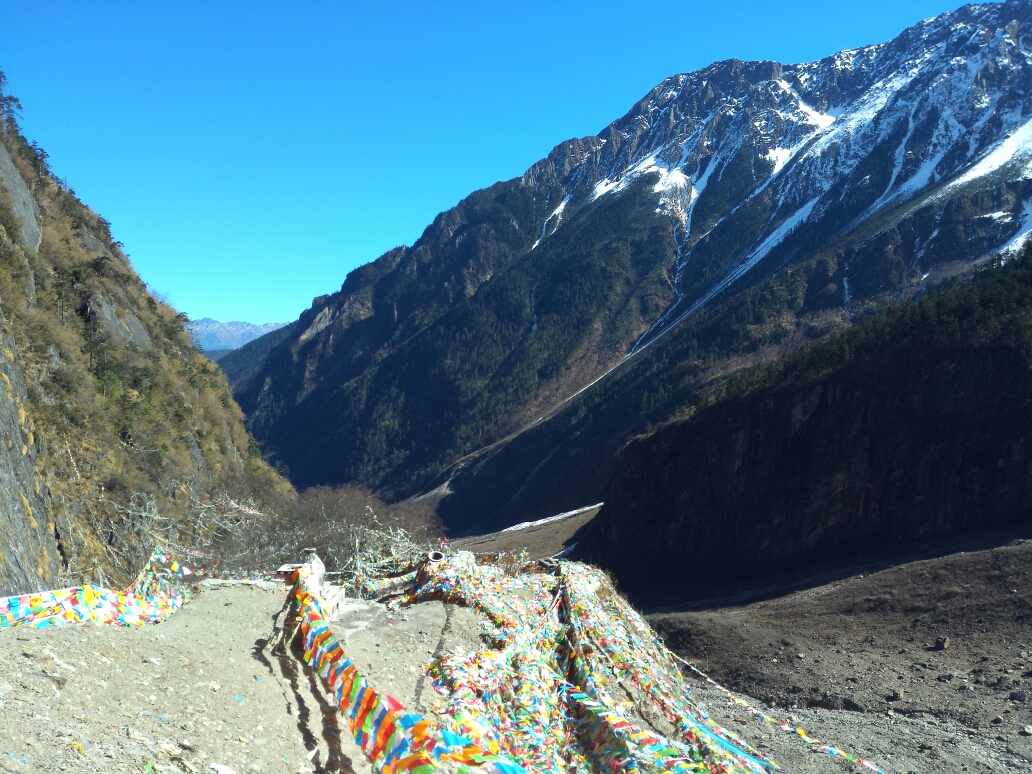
[523,0,1032,348]
[188,318,287,351]
[232,0,1032,517]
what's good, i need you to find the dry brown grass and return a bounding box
[0,129,291,586]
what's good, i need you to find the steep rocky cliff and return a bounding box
[0,95,288,595]
[575,250,1032,603]
[0,309,55,593]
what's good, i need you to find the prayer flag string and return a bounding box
[0,550,199,629]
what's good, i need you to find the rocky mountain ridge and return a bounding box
[235,1,1032,530]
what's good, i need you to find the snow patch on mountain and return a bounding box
[950,115,1032,189]
[525,0,1032,355]
[992,199,1032,260]
[189,318,288,351]
[531,195,571,250]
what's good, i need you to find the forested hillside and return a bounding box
[0,76,288,594]
[231,177,677,492]
[576,248,1032,602]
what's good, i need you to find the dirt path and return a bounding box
[0,580,515,774]
[0,580,339,774]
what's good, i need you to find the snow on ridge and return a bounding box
[531,195,571,251]
[501,503,603,533]
[988,199,1032,261]
[552,2,1030,351]
[948,114,1032,190]
[741,198,819,274]
[775,80,836,130]
[612,5,1032,357]
[764,146,795,176]
[634,197,819,354]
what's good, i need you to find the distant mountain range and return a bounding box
[225,0,1032,540]
[189,318,287,352]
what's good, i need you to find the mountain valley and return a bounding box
[4,5,1032,773]
[228,0,1032,574]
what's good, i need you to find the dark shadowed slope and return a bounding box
[575,248,1032,602]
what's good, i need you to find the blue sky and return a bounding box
[0,1,980,324]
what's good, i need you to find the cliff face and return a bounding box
[0,99,288,595]
[231,177,677,493]
[575,251,1032,603]
[0,313,57,592]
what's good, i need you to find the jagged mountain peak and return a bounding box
[512,0,1032,349]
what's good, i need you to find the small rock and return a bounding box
[935,637,951,651]
[1010,690,1027,702]
[211,682,220,693]
[179,739,195,750]
[180,721,195,732]
[795,653,805,660]
[1022,725,1032,736]
[992,715,1004,724]
[891,687,904,701]
[937,673,955,683]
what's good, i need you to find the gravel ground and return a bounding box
[0,580,511,774]
[650,538,1032,773]
[0,580,330,774]
[2,530,1029,774]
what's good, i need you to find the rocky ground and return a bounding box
[649,536,1032,773]
[1,513,1029,773]
[0,580,327,774]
